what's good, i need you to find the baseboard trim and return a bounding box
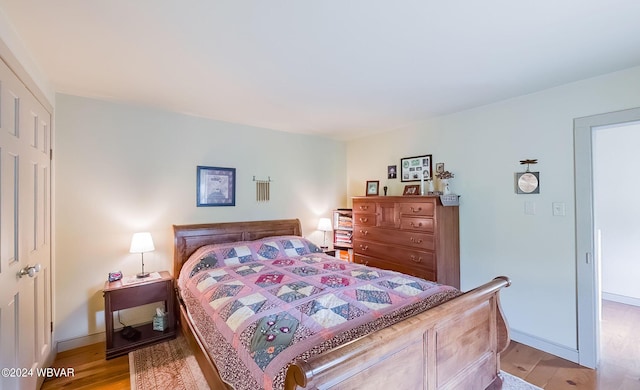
[602,292,640,307]
[510,329,579,364]
[56,332,105,352]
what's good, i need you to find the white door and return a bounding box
[0,57,52,390]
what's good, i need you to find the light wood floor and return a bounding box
[42,300,639,390]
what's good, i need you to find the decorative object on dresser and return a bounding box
[196,166,236,207]
[402,184,420,195]
[130,232,155,278]
[103,271,176,359]
[332,209,353,261]
[352,195,460,288]
[400,154,432,182]
[365,180,379,196]
[515,159,540,194]
[316,217,332,250]
[435,169,455,195]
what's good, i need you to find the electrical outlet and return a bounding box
[525,201,536,215]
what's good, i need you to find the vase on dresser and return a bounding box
[441,179,450,195]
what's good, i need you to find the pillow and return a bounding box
[277,236,323,256]
[184,235,323,280]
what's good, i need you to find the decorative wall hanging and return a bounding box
[400,155,432,182]
[197,166,236,207]
[253,176,272,202]
[387,165,397,179]
[515,159,539,194]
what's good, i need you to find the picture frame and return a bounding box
[366,180,380,196]
[387,165,397,179]
[400,154,432,182]
[403,185,420,195]
[197,166,236,207]
[436,162,445,174]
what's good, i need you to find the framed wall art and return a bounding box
[197,166,236,207]
[400,154,432,182]
[366,180,380,196]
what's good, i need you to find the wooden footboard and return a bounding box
[284,276,511,390]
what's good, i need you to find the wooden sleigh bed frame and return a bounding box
[173,219,511,390]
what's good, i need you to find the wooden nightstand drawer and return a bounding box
[108,280,170,311]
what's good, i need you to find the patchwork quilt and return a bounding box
[178,235,460,390]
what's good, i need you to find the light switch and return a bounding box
[552,202,566,216]
[525,201,536,215]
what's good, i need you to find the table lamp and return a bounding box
[130,232,155,278]
[317,217,332,250]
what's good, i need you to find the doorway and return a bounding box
[574,107,640,369]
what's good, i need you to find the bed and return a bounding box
[174,219,510,390]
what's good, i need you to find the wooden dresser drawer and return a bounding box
[353,213,376,227]
[353,239,435,270]
[353,201,375,213]
[353,227,435,251]
[400,217,434,232]
[354,254,436,282]
[398,201,435,217]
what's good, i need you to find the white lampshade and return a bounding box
[317,218,332,232]
[130,232,155,253]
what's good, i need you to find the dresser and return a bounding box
[352,196,460,288]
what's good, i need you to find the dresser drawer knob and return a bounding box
[410,255,422,263]
[410,207,422,213]
[359,205,369,210]
[410,222,423,228]
[359,245,369,251]
[360,230,369,235]
[410,237,423,244]
[359,217,368,223]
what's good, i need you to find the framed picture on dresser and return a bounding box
[401,155,432,182]
[366,180,379,196]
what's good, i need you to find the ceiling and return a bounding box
[2,1,640,140]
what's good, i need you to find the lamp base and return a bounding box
[136,272,150,279]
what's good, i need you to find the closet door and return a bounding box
[0,57,52,390]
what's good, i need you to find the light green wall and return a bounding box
[54,94,347,343]
[346,65,640,357]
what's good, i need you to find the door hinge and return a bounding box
[50,149,53,160]
[50,321,53,333]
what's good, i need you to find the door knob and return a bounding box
[18,264,41,278]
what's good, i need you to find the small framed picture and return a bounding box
[403,185,420,195]
[387,165,397,179]
[197,166,236,207]
[366,180,380,196]
[436,163,445,174]
[400,155,432,182]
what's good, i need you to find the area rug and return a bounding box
[130,335,539,390]
[502,370,543,390]
[129,335,210,390]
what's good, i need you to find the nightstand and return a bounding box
[323,249,336,257]
[103,270,176,359]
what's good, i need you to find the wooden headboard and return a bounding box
[173,219,302,277]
